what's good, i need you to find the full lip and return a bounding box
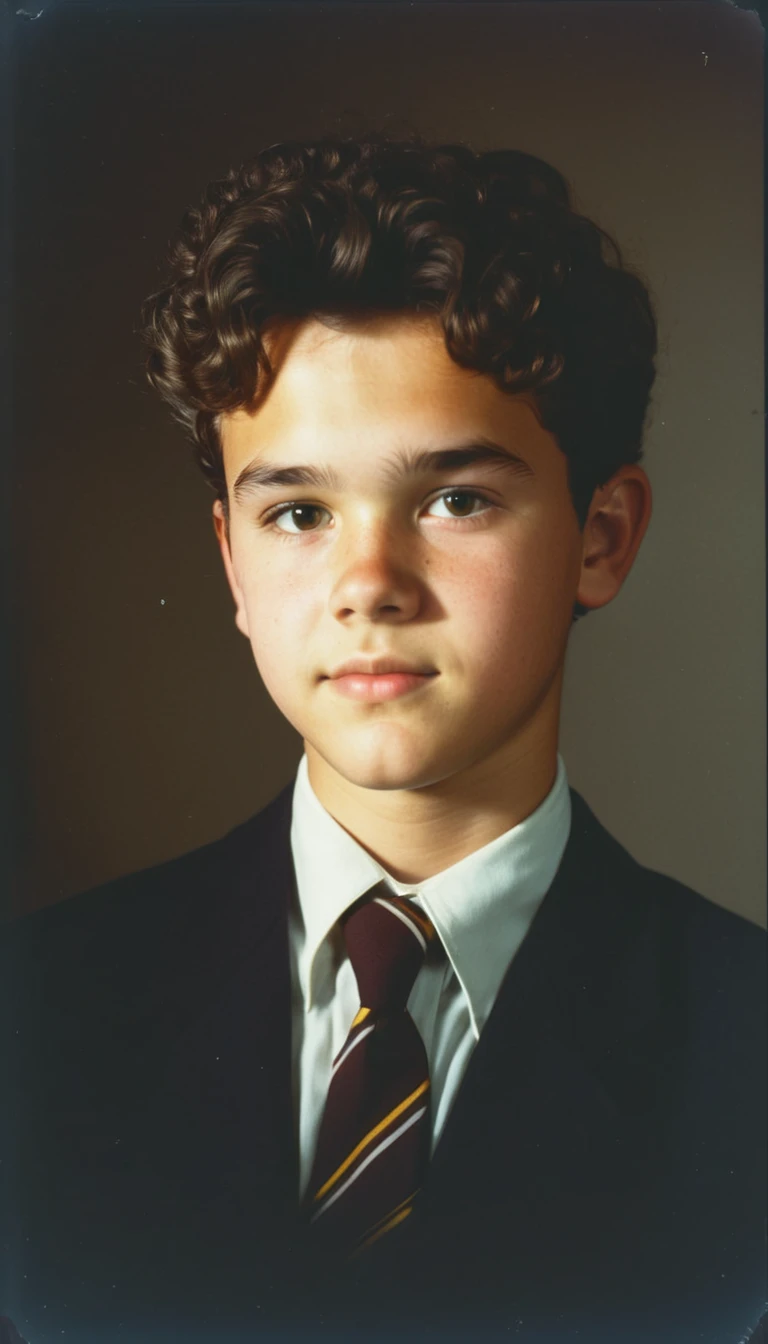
[323,657,438,680]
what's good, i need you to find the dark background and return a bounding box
[6,1,765,922]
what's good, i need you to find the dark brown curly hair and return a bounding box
[142,129,657,619]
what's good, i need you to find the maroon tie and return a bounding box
[303,890,437,1257]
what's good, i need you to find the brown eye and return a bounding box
[426,490,490,519]
[443,492,477,516]
[272,504,330,533]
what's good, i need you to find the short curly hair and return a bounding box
[142,129,657,619]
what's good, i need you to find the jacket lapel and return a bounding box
[365,789,674,1297]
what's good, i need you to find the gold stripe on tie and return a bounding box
[350,1006,371,1029]
[389,897,435,942]
[352,1189,418,1251]
[352,1203,414,1255]
[313,1079,430,1203]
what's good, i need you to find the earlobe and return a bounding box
[575,466,653,612]
[212,499,251,639]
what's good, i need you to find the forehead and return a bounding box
[219,314,548,474]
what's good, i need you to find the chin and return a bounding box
[344,765,431,793]
[319,738,460,794]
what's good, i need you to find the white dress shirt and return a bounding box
[289,752,572,1198]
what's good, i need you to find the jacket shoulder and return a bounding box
[568,787,766,1066]
[4,782,294,945]
[570,784,765,941]
[1,784,295,1055]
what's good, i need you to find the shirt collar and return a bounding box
[290,753,572,1036]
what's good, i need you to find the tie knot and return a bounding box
[342,892,435,1015]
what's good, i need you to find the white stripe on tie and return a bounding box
[330,1022,377,1079]
[310,1106,428,1223]
[372,897,427,954]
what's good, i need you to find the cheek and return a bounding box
[239,564,318,678]
[445,533,576,662]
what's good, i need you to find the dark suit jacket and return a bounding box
[1,786,765,1344]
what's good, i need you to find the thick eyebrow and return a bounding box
[232,438,535,505]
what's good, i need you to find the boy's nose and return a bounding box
[329,537,422,623]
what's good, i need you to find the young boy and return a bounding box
[2,132,765,1344]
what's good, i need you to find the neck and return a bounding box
[305,718,561,884]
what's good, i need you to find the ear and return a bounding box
[212,499,251,639]
[575,465,653,612]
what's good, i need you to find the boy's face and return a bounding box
[216,315,588,797]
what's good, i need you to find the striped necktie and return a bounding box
[303,890,437,1258]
